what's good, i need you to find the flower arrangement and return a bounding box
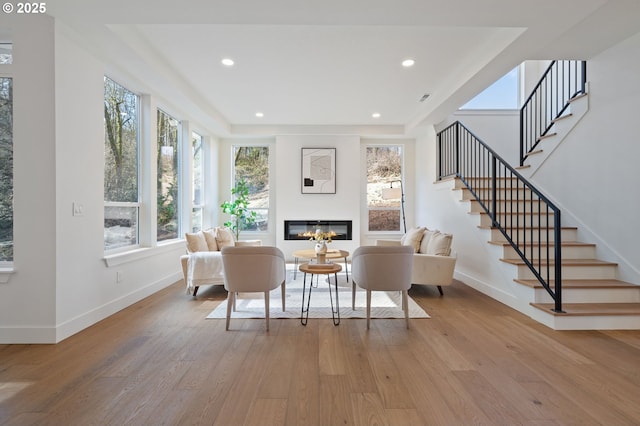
[309,228,335,243]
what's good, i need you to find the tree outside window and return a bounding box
[367,146,403,232]
[0,77,13,261]
[104,77,139,250]
[157,109,180,241]
[232,146,269,231]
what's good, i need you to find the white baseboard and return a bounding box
[0,272,182,344]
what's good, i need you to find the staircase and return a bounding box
[453,177,640,330]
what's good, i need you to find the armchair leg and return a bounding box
[366,290,372,330]
[281,282,286,311]
[225,291,234,331]
[402,290,409,329]
[437,285,444,296]
[352,281,356,310]
[192,286,199,297]
[264,291,270,332]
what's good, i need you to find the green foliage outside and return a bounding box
[0,78,12,261]
[229,146,269,232]
[221,179,257,240]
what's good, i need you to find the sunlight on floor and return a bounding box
[0,381,33,403]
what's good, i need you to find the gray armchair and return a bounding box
[351,245,414,329]
[221,246,286,331]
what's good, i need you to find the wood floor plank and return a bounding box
[350,392,389,426]
[0,278,639,425]
[244,398,288,426]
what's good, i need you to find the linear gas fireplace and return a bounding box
[284,220,352,241]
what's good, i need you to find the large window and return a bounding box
[232,146,269,231]
[366,146,403,232]
[0,77,12,262]
[157,109,180,241]
[460,66,519,110]
[104,77,139,251]
[191,132,204,232]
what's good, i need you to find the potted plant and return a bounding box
[220,179,257,240]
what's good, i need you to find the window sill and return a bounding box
[0,267,15,283]
[103,240,184,267]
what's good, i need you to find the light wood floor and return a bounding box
[1,277,639,425]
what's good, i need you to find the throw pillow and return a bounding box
[425,231,453,256]
[419,228,437,254]
[400,226,426,252]
[185,231,208,253]
[202,229,219,251]
[215,227,235,249]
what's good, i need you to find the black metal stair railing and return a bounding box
[438,121,563,312]
[520,60,586,166]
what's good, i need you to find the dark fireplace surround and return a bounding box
[284,220,352,241]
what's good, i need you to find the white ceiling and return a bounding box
[46,0,640,137]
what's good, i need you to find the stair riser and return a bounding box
[534,287,640,304]
[469,201,553,214]
[502,245,596,260]
[516,264,618,280]
[479,213,555,228]
[460,188,533,200]
[456,178,523,190]
[490,228,577,243]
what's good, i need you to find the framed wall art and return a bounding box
[301,148,336,194]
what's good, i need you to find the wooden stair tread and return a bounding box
[536,133,557,142]
[471,211,555,216]
[531,302,640,316]
[500,258,618,267]
[515,278,639,289]
[478,225,577,230]
[551,112,573,123]
[488,241,593,247]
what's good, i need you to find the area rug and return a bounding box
[206,271,429,320]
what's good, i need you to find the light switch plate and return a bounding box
[72,202,84,217]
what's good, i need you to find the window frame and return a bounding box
[230,144,270,234]
[156,108,182,243]
[365,144,405,233]
[191,131,204,233]
[103,76,141,253]
[0,74,13,267]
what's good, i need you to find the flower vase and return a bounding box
[315,240,328,256]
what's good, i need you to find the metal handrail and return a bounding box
[438,121,563,312]
[520,60,586,166]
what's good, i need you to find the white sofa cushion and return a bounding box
[202,229,219,251]
[185,231,208,253]
[400,226,426,252]
[425,231,453,256]
[419,229,437,254]
[215,227,235,249]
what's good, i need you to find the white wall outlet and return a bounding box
[72,202,84,217]
[116,271,123,283]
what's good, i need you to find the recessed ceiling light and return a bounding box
[255,112,264,118]
[221,58,235,66]
[372,113,381,118]
[402,58,415,67]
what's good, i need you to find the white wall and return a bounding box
[531,32,640,282]
[421,34,640,302]
[0,15,58,342]
[436,111,520,165]
[274,135,361,259]
[0,18,185,343]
